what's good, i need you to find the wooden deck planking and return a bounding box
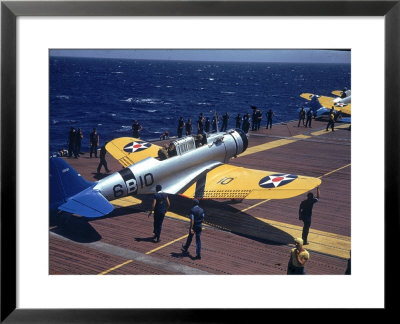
[50,236,173,275]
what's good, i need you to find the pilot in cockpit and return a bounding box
[168,142,177,157]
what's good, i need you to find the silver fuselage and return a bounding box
[93,129,248,201]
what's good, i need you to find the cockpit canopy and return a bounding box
[172,136,196,156]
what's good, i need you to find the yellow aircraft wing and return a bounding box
[180,164,321,200]
[300,93,315,101]
[106,137,161,167]
[317,96,351,115]
[301,92,351,116]
[318,95,338,109]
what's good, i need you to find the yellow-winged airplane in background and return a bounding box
[300,89,351,122]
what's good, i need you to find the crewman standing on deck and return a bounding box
[75,128,83,157]
[266,109,274,129]
[177,116,185,138]
[251,109,257,131]
[97,143,111,174]
[204,117,211,132]
[305,108,313,128]
[326,107,335,132]
[256,109,262,130]
[298,187,320,245]
[211,115,218,132]
[132,120,143,138]
[221,112,229,132]
[242,113,250,133]
[197,114,204,134]
[235,113,242,129]
[287,237,309,275]
[89,128,99,158]
[68,127,77,158]
[185,118,193,135]
[148,184,170,243]
[298,107,306,127]
[182,199,205,260]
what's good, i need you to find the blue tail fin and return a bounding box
[49,157,94,212]
[58,187,114,218]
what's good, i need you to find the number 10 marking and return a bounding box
[217,177,234,185]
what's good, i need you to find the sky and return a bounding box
[50,49,350,64]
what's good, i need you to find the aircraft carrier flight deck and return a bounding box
[50,119,351,275]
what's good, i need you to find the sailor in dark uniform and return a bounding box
[204,117,211,132]
[235,114,241,129]
[221,112,229,132]
[75,128,83,157]
[97,143,111,174]
[251,110,257,131]
[186,118,193,135]
[305,108,313,128]
[182,199,205,260]
[266,109,274,129]
[256,109,262,130]
[242,113,250,133]
[148,184,170,242]
[177,117,185,138]
[211,116,217,132]
[298,107,306,127]
[89,128,99,158]
[299,187,320,245]
[132,120,143,138]
[68,127,77,158]
[197,115,204,134]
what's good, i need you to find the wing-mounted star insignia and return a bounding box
[258,173,298,188]
[123,141,152,153]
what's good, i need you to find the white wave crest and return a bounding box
[121,98,134,102]
[116,126,131,133]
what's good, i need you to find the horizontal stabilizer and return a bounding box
[58,187,114,218]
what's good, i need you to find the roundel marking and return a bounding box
[123,141,152,153]
[258,173,298,188]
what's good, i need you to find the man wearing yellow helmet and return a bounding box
[287,238,310,275]
[326,107,336,132]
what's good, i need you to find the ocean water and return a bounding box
[49,56,350,153]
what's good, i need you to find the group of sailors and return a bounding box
[177,112,229,138]
[175,108,276,139]
[298,106,343,131]
[62,127,99,159]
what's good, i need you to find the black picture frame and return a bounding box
[1,0,398,321]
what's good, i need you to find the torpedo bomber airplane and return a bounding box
[50,128,321,218]
[300,88,351,122]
